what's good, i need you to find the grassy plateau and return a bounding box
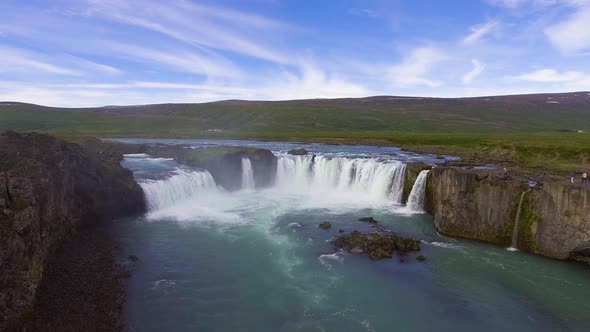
[2,91,590,177]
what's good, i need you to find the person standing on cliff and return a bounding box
[583,172,588,184]
[502,167,510,180]
[570,172,576,184]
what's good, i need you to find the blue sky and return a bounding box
[0,0,589,106]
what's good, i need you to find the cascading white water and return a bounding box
[276,155,406,203]
[241,157,256,190]
[140,169,217,211]
[388,163,406,204]
[406,170,430,212]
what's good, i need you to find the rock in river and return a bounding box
[358,217,378,224]
[288,148,308,155]
[332,230,421,261]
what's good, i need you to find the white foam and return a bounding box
[429,241,460,249]
[124,153,150,157]
[318,252,344,269]
[506,247,519,252]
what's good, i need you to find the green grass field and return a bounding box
[2,92,590,176]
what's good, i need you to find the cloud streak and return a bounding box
[388,47,446,87]
[462,59,485,84]
[463,20,499,44]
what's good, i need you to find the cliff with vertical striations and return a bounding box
[427,166,590,264]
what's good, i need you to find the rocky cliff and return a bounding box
[83,139,278,191]
[428,166,590,263]
[176,147,277,191]
[0,132,145,330]
[528,182,590,260]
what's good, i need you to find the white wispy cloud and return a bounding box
[68,56,121,74]
[0,46,80,75]
[462,59,485,84]
[100,42,243,78]
[388,47,446,87]
[510,68,590,93]
[486,0,557,8]
[0,59,373,107]
[84,0,290,64]
[513,68,586,82]
[545,4,590,54]
[463,20,499,44]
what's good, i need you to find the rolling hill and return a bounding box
[1,92,590,137]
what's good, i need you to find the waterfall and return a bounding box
[276,155,406,202]
[389,163,406,204]
[241,157,256,190]
[406,170,430,212]
[509,191,528,250]
[140,170,217,211]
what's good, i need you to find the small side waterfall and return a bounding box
[241,157,256,190]
[140,170,217,211]
[509,191,528,250]
[406,170,430,212]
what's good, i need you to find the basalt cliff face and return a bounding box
[0,132,145,330]
[528,182,590,260]
[427,166,590,263]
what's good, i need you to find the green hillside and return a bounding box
[2,91,590,175]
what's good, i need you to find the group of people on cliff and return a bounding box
[570,172,588,184]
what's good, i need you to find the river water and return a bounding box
[114,139,590,332]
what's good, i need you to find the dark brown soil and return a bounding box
[24,226,127,332]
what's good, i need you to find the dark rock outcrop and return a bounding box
[0,132,145,330]
[288,148,308,156]
[358,217,378,224]
[319,221,331,230]
[332,230,421,261]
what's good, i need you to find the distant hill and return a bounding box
[1,92,590,137]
